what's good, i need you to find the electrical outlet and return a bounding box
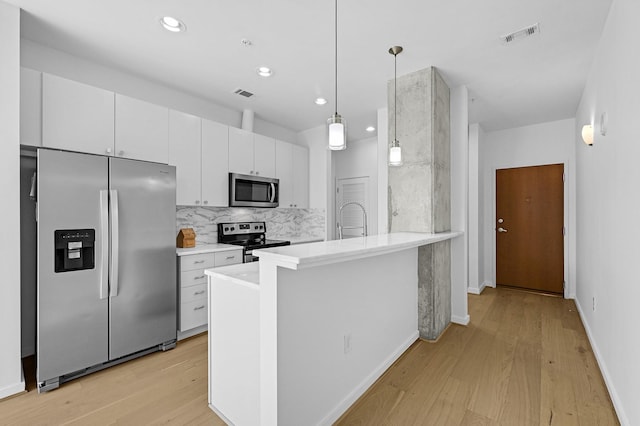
[344,333,352,354]
[592,296,596,311]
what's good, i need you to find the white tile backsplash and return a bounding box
[176,206,325,244]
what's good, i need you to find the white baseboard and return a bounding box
[0,379,25,401]
[319,331,419,425]
[468,280,492,295]
[177,324,207,341]
[451,314,470,326]
[209,403,235,425]
[574,299,629,426]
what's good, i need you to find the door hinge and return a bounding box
[562,226,566,236]
[336,187,339,193]
[562,172,565,182]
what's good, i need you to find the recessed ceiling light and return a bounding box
[257,67,273,77]
[315,97,327,105]
[366,126,376,132]
[160,16,186,33]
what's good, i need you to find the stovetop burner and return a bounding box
[217,222,291,253]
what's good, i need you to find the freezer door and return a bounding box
[37,150,109,382]
[108,158,177,359]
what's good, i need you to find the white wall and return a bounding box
[376,107,389,234]
[333,137,378,236]
[21,40,298,143]
[297,125,330,239]
[574,0,640,423]
[467,123,480,293]
[0,0,25,399]
[476,125,487,287]
[481,118,577,298]
[450,86,469,324]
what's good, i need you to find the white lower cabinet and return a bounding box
[177,249,242,337]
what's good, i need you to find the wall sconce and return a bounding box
[582,124,594,146]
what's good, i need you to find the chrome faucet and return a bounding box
[338,201,368,239]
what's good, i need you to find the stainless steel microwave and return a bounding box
[229,173,279,208]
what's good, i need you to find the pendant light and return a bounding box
[389,46,403,166]
[327,0,346,150]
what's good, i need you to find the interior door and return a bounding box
[336,177,369,239]
[108,158,177,359]
[496,164,564,294]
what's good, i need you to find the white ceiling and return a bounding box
[8,0,612,141]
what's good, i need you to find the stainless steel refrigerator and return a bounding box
[36,149,177,392]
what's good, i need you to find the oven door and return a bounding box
[244,249,258,263]
[229,173,279,208]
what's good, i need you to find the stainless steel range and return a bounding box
[217,222,290,263]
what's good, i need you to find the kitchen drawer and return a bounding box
[181,283,207,304]
[181,253,216,271]
[214,250,242,267]
[180,299,208,331]
[180,269,208,289]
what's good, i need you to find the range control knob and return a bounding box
[231,227,235,231]
[224,227,229,232]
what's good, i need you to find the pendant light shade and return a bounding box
[328,0,346,150]
[328,113,346,150]
[389,46,403,166]
[389,140,402,166]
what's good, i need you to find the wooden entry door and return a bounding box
[496,164,564,294]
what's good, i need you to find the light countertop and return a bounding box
[273,236,325,245]
[254,231,463,270]
[205,262,259,287]
[176,243,242,257]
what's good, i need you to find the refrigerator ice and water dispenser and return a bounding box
[54,229,95,272]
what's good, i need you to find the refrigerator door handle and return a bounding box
[109,189,120,298]
[99,190,109,299]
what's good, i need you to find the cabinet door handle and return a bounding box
[203,200,208,205]
[118,150,124,156]
[194,275,206,280]
[193,260,205,264]
[195,200,200,205]
[193,305,206,311]
[226,255,236,260]
[194,290,205,295]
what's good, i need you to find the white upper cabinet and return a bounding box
[42,73,115,156]
[228,128,254,175]
[228,127,276,177]
[201,119,229,207]
[275,140,309,208]
[253,134,276,177]
[169,110,201,206]
[292,144,309,208]
[115,94,169,163]
[275,140,293,207]
[20,67,42,147]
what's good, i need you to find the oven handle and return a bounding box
[269,183,276,203]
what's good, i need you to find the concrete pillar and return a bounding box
[388,67,451,340]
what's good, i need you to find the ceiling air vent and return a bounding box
[233,88,255,98]
[500,23,540,44]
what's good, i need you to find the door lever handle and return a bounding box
[498,227,508,233]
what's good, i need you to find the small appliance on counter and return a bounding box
[217,221,290,263]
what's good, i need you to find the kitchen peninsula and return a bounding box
[206,231,462,425]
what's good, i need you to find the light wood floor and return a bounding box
[0,287,618,425]
[336,287,619,425]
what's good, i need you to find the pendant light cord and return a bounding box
[394,51,397,142]
[334,0,338,116]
